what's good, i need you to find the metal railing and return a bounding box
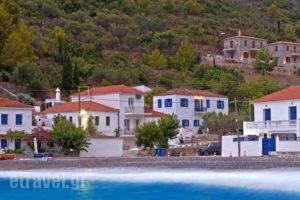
[244,120,297,129]
[194,107,207,112]
[125,106,144,114]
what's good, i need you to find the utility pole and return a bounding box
[235,98,241,157]
[78,87,81,128]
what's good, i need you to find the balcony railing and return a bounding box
[194,107,207,113]
[125,106,145,115]
[244,120,297,130]
[120,128,135,136]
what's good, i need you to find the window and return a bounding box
[206,99,210,108]
[286,57,291,63]
[244,40,247,47]
[294,46,297,53]
[275,46,278,52]
[180,98,188,107]
[243,52,249,58]
[217,100,224,109]
[16,114,22,125]
[95,116,99,126]
[158,99,162,108]
[194,120,200,127]
[69,116,72,123]
[260,42,263,47]
[1,114,8,125]
[252,41,255,48]
[286,46,289,52]
[250,51,256,59]
[182,119,189,127]
[164,98,172,107]
[106,116,110,126]
[128,98,134,106]
[230,41,233,48]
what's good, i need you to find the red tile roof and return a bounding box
[252,86,300,103]
[0,99,33,109]
[155,88,226,98]
[42,101,118,114]
[71,84,144,97]
[145,110,168,118]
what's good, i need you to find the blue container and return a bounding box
[156,148,166,156]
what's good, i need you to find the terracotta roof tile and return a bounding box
[71,84,144,97]
[155,88,226,98]
[252,86,300,103]
[42,101,118,114]
[145,110,168,118]
[0,99,33,109]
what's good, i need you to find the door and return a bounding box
[15,139,21,150]
[264,108,271,121]
[1,139,7,149]
[262,138,276,155]
[289,106,297,120]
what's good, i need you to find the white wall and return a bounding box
[0,108,32,134]
[254,100,300,122]
[80,137,123,157]
[276,137,300,152]
[222,135,262,157]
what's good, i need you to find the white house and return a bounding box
[223,86,300,157]
[42,100,119,136]
[45,88,65,109]
[153,88,229,135]
[0,99,33,150]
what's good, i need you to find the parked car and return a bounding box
[198,142,221,156]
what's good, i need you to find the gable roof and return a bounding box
[252,86,300,103]
[0,99,33,109]
[154,88,226,98]
[224,35,267,41]
[42,101,118,114]
[71,84,144,97]
[145,110,168,118]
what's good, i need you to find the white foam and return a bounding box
[1,168,300,192]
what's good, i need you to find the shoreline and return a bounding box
[1,157,300,171]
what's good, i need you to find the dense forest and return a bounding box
[0,0,299,104]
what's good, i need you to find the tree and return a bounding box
[135,121,164,149]
[253,46,277,75]
[267,4,280,19]
[148,49,167,69]
[163,0,174,11]
[157,114,180,148]
[184,0,202,15]
[145,87,166,109]
[283,24,296,41]
[174,40,197,81]
[0,4,13,52]
[61,54,73,93]
[51,118,90,152]
[50,26,68,64]
[86,115,97,136]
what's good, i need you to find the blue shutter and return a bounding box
[16,114,22,125]
[1,114,8,125]
[264,108,271,121]
[206,99,210,108]
[289,106,297,120]
[158,99,162,108]
[194,120,200,127]
[217,100,224,109]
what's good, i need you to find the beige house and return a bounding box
[267,41,300,71]
[223,31,267,64]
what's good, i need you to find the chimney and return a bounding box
[238,29,241,36]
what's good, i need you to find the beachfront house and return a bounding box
[223,86,300,157]
[153,88,229,136]
[0,99,33,150]
[223,31,267,64]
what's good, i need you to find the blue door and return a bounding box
[264,108,271,121]
[262,138,276,155]
[1,139,7,148]
[15,139,21,150]
[289,106,297,120]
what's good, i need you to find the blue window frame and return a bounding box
[182,119,189,127]
[158,99,162,108]
[264,108,271,121]
[180,98,188,107]
[289,106,297,120]
[194,119,200,127]
[217,100,224,109]
[164,98,172,107]
[1,114,8,125]
[16,114,22,125]
[206,99,210,108]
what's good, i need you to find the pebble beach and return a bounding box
[1,156,300,170]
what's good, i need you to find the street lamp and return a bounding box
[78,85,90,127]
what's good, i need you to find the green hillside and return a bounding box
[0,0,300,100]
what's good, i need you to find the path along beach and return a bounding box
[1,156,300,170]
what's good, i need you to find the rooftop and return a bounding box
[252,86,300,103]
[155,88,226,98]
[0,99,33,109]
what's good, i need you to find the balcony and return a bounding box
[291,52,300,57]
[125,106,145,115]
[120,128,135,136]
[223,46,236,51]
[194,107,207,113]
[244,120,299,135]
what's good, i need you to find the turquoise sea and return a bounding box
[1,168,300,200]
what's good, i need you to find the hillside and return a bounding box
[1,0,300,101]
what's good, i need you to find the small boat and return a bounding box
[0,154,15,160]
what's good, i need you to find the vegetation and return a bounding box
[51,117,90,153]
[157,114,180,148]
[135,121,164,149]
[253,46,277,74]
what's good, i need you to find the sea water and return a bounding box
[0,168,300,200]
